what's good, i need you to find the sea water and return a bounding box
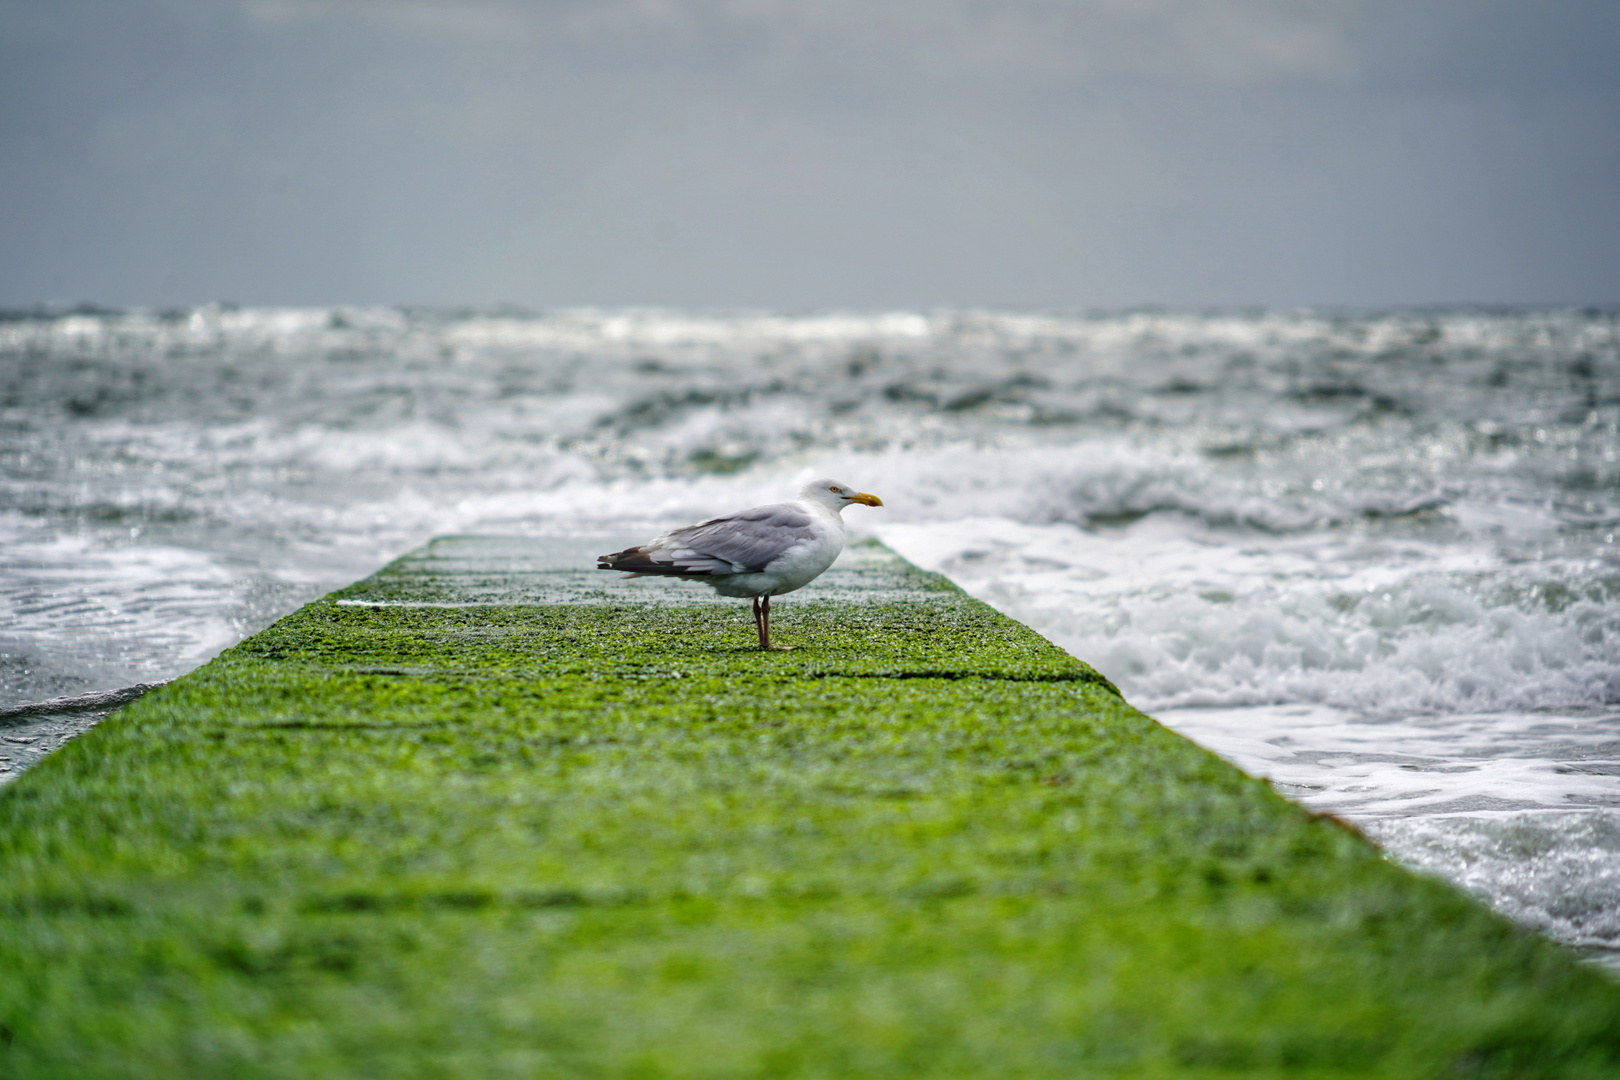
[3,305,1618,968]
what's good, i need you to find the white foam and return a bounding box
[878,512,1620,716]
[0,521,245,703]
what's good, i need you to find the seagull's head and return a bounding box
[801,478,883,511]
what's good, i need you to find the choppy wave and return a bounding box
[885,514,1620,716]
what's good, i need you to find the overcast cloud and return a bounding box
[1,0,1616,309]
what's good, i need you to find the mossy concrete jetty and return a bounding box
[2,537,1618,1078]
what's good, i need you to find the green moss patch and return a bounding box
[0,538,1616,1078]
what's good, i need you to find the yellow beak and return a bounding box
[850,492,884,507]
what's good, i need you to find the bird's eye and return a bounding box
[830,486,842,493]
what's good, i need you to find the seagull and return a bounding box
[596,479,884,650]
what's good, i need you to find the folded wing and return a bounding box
[597,503,816,577]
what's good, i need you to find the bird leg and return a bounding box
[755,594,792,651]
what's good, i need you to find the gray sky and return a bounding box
[2,0,1617,309]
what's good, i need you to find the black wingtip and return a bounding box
[597,548,633,570]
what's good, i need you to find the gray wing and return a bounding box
[597,503,815,576]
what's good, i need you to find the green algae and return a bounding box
[0,539,1616,1078]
